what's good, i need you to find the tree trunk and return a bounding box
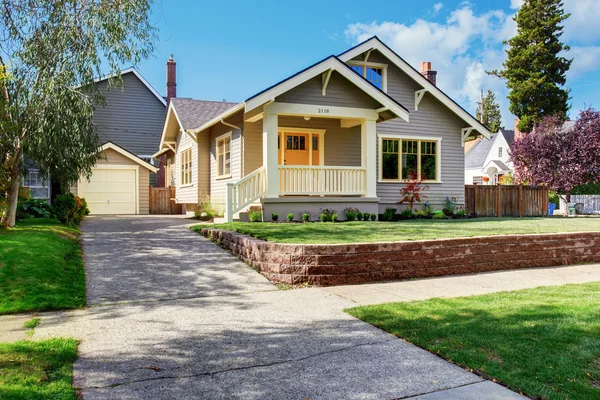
[3,149,22,228]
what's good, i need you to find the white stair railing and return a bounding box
[225,166,266,222]
[279,166,366,196]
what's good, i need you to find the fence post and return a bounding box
[497,183,501,218]
[473,183,478,215]
[519,184,523,218]
[149,186,153,214]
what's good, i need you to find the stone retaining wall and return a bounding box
[200,228,600,286]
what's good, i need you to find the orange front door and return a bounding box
[283,133,310,165]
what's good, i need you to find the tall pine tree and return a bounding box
[476,90,503,133]
[490,0,571,133]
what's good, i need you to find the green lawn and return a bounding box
[0,219,86,314]
[201,217,600,244]
[0,338,79,400]
[347,282,600,400]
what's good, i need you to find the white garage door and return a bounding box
[80,168,136,214]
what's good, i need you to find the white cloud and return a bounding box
[433,3,443,14]
[510,0,523,10]
[345,6,515,124]
[566,46,600,80]
[563,0,600,44]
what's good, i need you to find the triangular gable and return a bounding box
[100,142,158,172]
[95,67,167,107]
[245,56,409,123]
[338,36,491,139]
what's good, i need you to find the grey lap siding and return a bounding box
[93,72,166,156]
[352,50,468,208]
[275,71,380,109]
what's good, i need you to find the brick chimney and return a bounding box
[514,118,524,141]
[420,62,437,85]
[166,54,176,104]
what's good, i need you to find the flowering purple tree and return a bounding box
[510,109,600,200]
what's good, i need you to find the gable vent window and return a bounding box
[498,147,503,158]
[348,62,387,92]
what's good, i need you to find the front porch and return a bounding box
[226,102,382,221]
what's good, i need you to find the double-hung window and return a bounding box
[217,134,231,178]
[380,138,440,182]
[180,148,192,186]
[22,170,50,199]
[348,62,387,91]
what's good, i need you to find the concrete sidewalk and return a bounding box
[323,264,600,306]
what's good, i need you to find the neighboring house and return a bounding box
[154,36,492,221]
[465,129,514,185]
[24,68,166,214]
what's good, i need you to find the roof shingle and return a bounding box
[170,98,239,130]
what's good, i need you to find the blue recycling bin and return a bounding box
[548,203,556,215]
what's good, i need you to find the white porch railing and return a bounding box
[279,166,366,196]
[225,166,266,222]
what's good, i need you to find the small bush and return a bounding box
[363,212,370,221]
[343,207,359,221]
[271,212,279,221]
[455,209,466,217]
[432,210,446,219]
[194,210,214,221]
[320,208,336,222]
[415,210,429,218]
[248,209,263,222]
[198,194,222,217]
[400,209,413,219]
[17,198,52,220]
[549,191,560,206]
[52,193,89,225]
[382,207,396,221]
[320,213,328,222]
[301,213,310,222]
[287,213,294,222]
[356,211,364,221]
[332,213,339,222]
[370,213,376,221]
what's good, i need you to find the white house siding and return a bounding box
[352,51,468,210]
[174,129,198,207]
[209,119,242,213]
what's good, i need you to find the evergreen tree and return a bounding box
[490,0,572,133]
[476,90,503,133]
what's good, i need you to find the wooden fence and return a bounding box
[465,184,549,217]
[149,186,180,214]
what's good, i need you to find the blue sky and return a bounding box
[134,0,600,128]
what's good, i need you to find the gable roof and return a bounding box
[245,55,410,123]
[95,67,167,107]
[100,141,158,172]
[338,36,491,139]
[501,129,515,149]
[170,98,238,130]
[465,133,497,169]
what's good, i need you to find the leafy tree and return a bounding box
[476,90,503,133]
[396,171,429,210]
[490,0,572,133]
[510,109,600,200]
[0,1,157,227]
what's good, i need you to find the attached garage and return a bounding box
[76,142,158,215]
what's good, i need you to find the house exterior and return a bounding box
[154,37,492,221]
[465,129,515,185]
[24,68,166,214]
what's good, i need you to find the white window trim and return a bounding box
[498,147,503,158]
[377,135,443,183]
[216,131,232,180]
[347,61,388,92]
[179,145,193,187]
[22,169,51,199]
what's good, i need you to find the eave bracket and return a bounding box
[461,128,475,147]
[322,69,332,96]
[415,89,427,111]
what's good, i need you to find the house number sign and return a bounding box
[317,108,330,114]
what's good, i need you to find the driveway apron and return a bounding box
[35,216,524,400]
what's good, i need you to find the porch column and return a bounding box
[263,112,279,198]
[361,118,377,198]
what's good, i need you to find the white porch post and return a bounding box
[362,118,377,198]
[263,112,279,198]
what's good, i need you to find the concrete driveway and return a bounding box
[35,216,524,399]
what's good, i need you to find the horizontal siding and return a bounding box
[354,50,468,208]
[174,130,198,204]
[210,119,242,212]
[93,72,166,156]
[275,72,380,109]
[198,131,210,198]
[244,119,263,176]
[138,171,150,214]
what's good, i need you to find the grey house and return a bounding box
[27,68,166,214]
[154,36,492,220]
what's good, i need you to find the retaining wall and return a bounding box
[200,228,600,286]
